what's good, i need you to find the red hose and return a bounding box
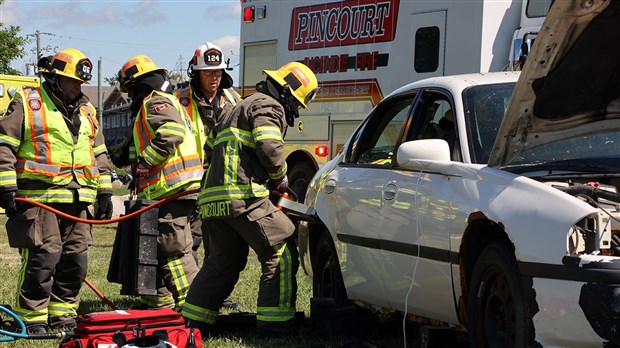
[14,189,199,224]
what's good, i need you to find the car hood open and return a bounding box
[488,0,620,167]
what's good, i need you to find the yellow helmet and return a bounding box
[263,62,319,109]
[38,48,92,83]
[118,55,167,92]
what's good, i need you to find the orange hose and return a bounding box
[84,278,117,310]
[14,189,199,225]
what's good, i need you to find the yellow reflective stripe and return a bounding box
[0,171,16,186]
[213,127,255,148]
[48,301,78,317]
[99,174,112,190]
[17,188,97,203]
[158,122,186,137]
[198,183,269,203]
[15,248,49,323]
[139,295,175,308]
[0,134,20,149]
[256,306,296,322]
[270,165,288,180]
[181,302,218,325]
[275,241,294,308]
[168,257,191,308]
[224,140,237,185]
[142,146,166,165]
[93,143,107,156]
[252,126,283,142]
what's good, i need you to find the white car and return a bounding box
[297,0,620,346]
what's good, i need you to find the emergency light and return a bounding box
[315,145,328,157]
[243,6,255,23]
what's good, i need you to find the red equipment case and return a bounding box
[59,308,202,348]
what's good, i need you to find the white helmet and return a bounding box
[187,42,234,88]
[191,42,227,71]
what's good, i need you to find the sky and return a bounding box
[0,0,241,86]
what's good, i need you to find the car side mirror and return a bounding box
[396,139,451,172]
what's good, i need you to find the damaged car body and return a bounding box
[297,0,620,346]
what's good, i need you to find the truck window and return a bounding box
[526,0,554,18]
[415,27,440,73]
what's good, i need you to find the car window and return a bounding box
[409,90,458,157]
[347,94,416,165]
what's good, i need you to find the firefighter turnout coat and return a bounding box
[0,84,112,326]
[182,91,299,334]
[129,90,202,309]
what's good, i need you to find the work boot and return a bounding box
[50,318,77,331]
[222,296,242,311]
[26,323,48,335]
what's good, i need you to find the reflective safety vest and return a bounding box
[14,87,101,203]
[174,87,240,163]
[132,91,202,200]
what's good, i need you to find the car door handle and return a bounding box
[383,183,397,200]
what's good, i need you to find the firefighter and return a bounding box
[116,54,202,310]
[174,42,241,309]
[0,48,113,333]
[181,62,319,337]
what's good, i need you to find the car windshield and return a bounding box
[462,82,516,164]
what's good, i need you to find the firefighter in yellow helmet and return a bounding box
[182,62,319,337]
[173,42,242,310]
[0,48,113,333]
[116,54,202,310]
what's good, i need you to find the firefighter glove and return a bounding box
[269,176,288,193]
[95,193,113,220]
[0,190,18,216]
[135,158,152,179]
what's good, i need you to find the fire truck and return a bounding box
[0,74,40,116]
[239,0,552,201]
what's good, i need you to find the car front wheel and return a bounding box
[467,241,538,347]
[313,233,347,305]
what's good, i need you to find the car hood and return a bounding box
[488,0,620,167]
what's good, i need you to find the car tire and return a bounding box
[313,233,347,305]
[467,241,538,347]
[288,162,315,203]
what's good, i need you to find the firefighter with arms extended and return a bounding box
[116,55,202,310]
[0,48,113,333]
[181,62,319,337]
[175,42,241,309]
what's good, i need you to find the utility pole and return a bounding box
[27,30,54,77]
[98,58,103,125]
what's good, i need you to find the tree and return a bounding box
[0,0,27,75]
[104,71,120,86]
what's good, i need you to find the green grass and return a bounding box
[0,214,420,347]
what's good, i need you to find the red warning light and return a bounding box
[243,6,255,22]
[315,145,329,157]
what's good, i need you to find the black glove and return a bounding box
[95,193,113,220]
[268,176,288,193]
[0,190,18,216]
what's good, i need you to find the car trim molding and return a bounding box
[336,233,459,263]
[337,233,620,284]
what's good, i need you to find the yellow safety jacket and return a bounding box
[174,87,240,163]
[132,91,202,200]
[14,87,101,203]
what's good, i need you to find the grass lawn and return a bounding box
[0,211,419,348]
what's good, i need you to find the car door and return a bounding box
[380,88,460,324]
[326,92,418,307]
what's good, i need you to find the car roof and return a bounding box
[388,71,521,98]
